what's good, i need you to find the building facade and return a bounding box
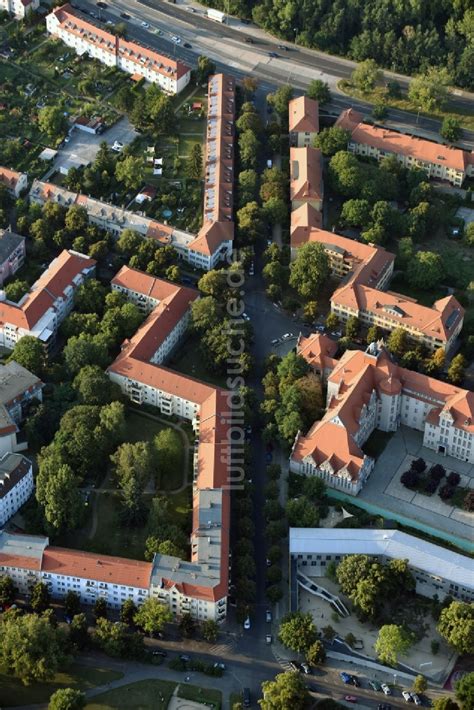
[0,360,43,457]
[0,230,26,286]
[0,0,38,19]
[0,167,27,197]
[336,108,474,188]
[289,96,319,147]
[0,455,33,527]
[291,340,474,494]
[0,249,96,350]
[290,528,474,602]
[46,4,190,94]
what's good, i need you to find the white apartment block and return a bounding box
[290,529,474,603]
[46,4,190,95]
[0,0,38,20]
[0,360,43,457]
[0,455,33,527]
[0,250,96,351]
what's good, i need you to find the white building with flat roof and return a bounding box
[0,455,33,527]
[290,528,474,603]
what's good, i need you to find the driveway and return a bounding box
[51,117,138,174]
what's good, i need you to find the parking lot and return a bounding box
[51,117,138,175]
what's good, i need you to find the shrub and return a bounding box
[424,478,438,494]
[439,484,455,501]
[463,490,474,512]
[430,464,446,483]
[401,469,419,488]
[431,640,440,655]
[411,457,426,473]
[447,471,461,486]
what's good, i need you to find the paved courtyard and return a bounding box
[359,427,474,546]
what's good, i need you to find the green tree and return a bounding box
[0,575,16,606]
[154,429,183,486]
[387,327,408,357]
[188,143,203,179]
[307,79,331,104]
[94,597,107,621]
[464,222,474,247]
[48,689,86,710]
[340,199,371,228]
[456,672,474,710]
[72,365,119,405]
[351,59,381,92]
[289,242,330,299]
[238,169,258,203]
[345,316,359,340]
[286,497,319,528]
[260,671,309,710]
[179,612,196,638]
[0,611,67,685]
[8,336,45,375]
[329,151,361,196]
[306,640,326,665]
[239,130,259,169]
[196,55,215,84]
[437,601,474,654]
[94,617,129,657]
[408,68,451,112]
[111,441,154,522]
[74,279,106,314]
[412,675,428,694]
[36,462,83,533]
[432,700,460,710]
[38,105,67,139]
[374,624,413,666]
[237,201,264,242]
[4,279,29,302]
[447,354,466,385]
[263,196,287,225]
[115,155,143,191]
[63,334,110,374]
[366,325,381,344]
[69,613,89,651]
[202,619,219,643]
[407,251,443,289]
[269,85,294,117]
[65,205,88,235]
[117,228,142,255]
[314,127,350,156]
[326,312,339,330]
[441,117,462,143]
[64,591,81,619]
[191,296,220,331]
[397,236,414,267]
[278,611,317,654]
[134,597,172,636]
[120,599,137,626]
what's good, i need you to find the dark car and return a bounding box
[179,654,190,662]
[268,51,279,58]
[152,650,167,657]
[350,676,361,688]
[120,12,130,19]
[244,37,254,43]
[277,44,289,50]
[243,687,251,707]
[96,1,107,7]
[183,42,192,48]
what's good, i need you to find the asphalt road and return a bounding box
[77,0,474,147]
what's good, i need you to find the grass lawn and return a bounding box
[362,429,394,458]
[124,410,167,444]
[168,333,227,388]
[0,663,123,707]
[177,682,222,709]
[86,679,176,710]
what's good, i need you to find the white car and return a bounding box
[402,691,413,702]
[265,609,272,622]
[171,35,181,44]
[265,634,272,644]
[282,333,294,340]
[249,262,255,275]
[301,663,311,674]
[112,141,124,152]
[271,338,279,346]
[141,21,150,28]
[411,694,421,706]
[243,617,251,630]
[242,313,250,321]
[381,684,391,695]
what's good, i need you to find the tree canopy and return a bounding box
[260,671,309,710]
[289,242,330,299]
[374,624,413,666]
[278,611,318,654]
[437,602,474,654]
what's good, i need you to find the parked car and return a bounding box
[214,662,226,670]
[265,634,272,644]
[301,663,311,675]
[184,42,192,48]
[152,650,167,657]
[243,617,251,630]
[289,661,300,671]
[243,688,251,708]
[244,37,254,43]
[402,691,413,702]
[381,684,391,696]
[369,680,382,691]
[265,452,272,463]
[340,672,352,684]
[268,51,279,58]
[282,332,294,340]
[344,696,357,703]
[350,676,361,688]
[179,654,190,662]
[242,313,250,321]
[271,338,279,346]
[278,44,290,50]
[120,12,130,18]
[265,609,272,622]
[141,21,150,28]
[96,1,107,7]
[411,694,422,706]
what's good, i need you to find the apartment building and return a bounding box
[0,249,96,350]
[0,0,38,20]
[0,360,43,456]
[107,268,230,622]
[30,76,235,272]
[290,147,323,211]
[336,108,474,187]
[289,96,319,147]
[0,531,152,607]
[290,529,474,603]
[46,4,190,94]
[0,455,33,527]
[0,167,27,197]
[290,339,474,494]
[0,230,26,286]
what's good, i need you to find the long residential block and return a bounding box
[46,4,191,94]
[336,108,474,187]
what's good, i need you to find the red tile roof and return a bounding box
[289,96,319,134]
[42,547,152,588]
[290,147,323,203]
